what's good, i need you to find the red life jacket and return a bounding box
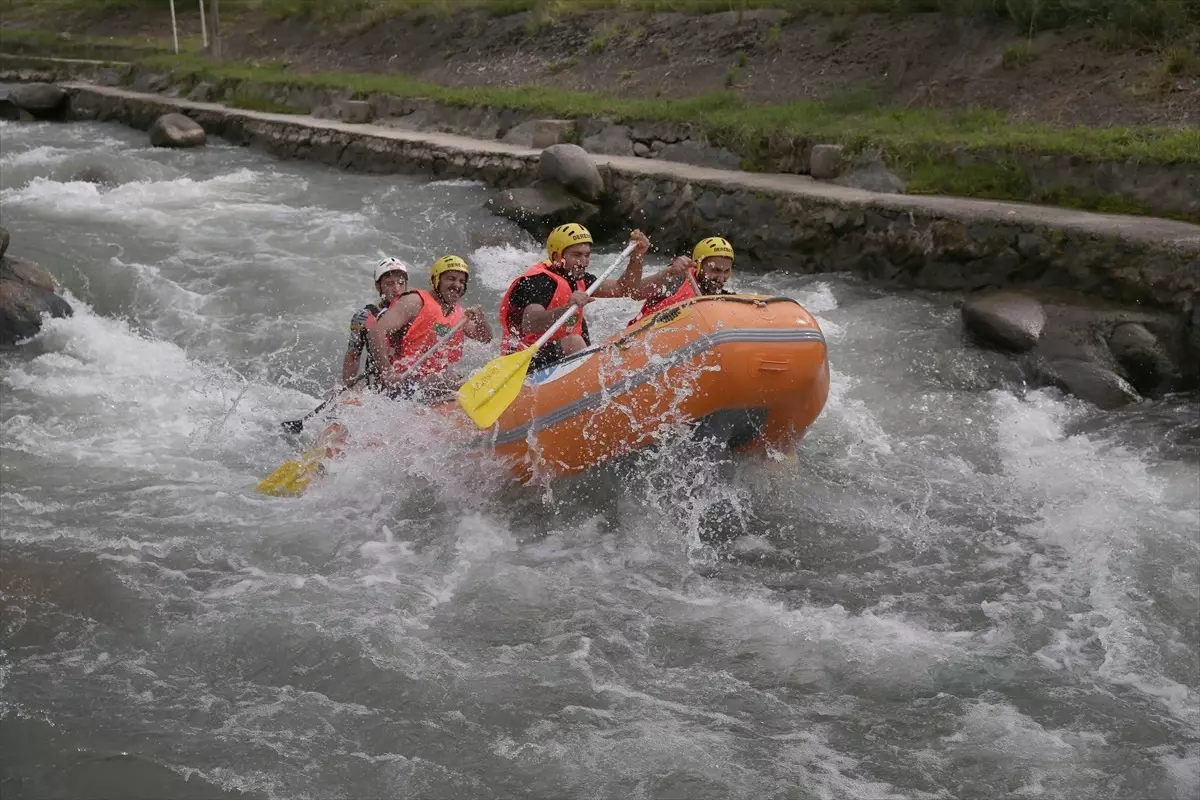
[498,262,586,355]
[391,289,465,379]
[627,274,698,327]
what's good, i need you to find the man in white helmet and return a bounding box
[342,257,410,388]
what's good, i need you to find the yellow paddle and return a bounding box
[256,316,471,497]
[456,241,638,429]
[255,444,328,497]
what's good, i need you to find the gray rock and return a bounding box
[67,165,119,188]
[0,227,8,260]
[0,278,73,345]
[1038,358,1141,410]
[0,96,20,121]
[148,113,205,148]
[0,254,58,294]
[834,159,906,194]
[632,141,650,157]
[655,140,742,170]
[581,124,635,157]
[809,144,843,180]
[538,144,605,202]
[1108,321,1175,392]
[486,183,600,237]
[339,100,372,124]
[962,290,1046,353]
[10,82,67,117]
[187,82,215,102]
[501,119,575,149]
[1015,232,1050,259]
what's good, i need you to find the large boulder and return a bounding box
[9,82,67,120]
[0,227,9,260]
[148,113,206,148]
[0,279,73,345]
[1,254,58,294]
[538,144,605,202]
[1036,358,1140,410]
[1108,321,1177,393]
[580,123,635,157]
[962,290,1046,353]
[486,183,600,239]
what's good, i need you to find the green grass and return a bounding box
[135,52,1200,168]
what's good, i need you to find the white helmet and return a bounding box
[374,257,410,283]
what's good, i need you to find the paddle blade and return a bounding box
[255,448,325,497]
[455,348,536,429]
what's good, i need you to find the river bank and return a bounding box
[3,70,1198,406]
[2,2,1199,221]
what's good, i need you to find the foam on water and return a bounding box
[1,118,1196,800]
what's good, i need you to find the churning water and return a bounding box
[1,118,1197,800]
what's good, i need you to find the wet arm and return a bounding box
[341,348,361,384]
[465,311,494,343]
[592,250,646,299]
[367,295,421,382]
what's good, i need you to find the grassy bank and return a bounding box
[143,52,1199,164]
[112,52,1194,219]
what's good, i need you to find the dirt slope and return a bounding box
[6,6,1198,127]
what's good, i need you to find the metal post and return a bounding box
[170,0,179,54]
[209,0,221,59]
[199,0,208,48]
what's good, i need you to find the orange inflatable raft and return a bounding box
[262,294,829,494]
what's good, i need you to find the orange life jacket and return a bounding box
[498,262,586,355]
[391,289,465,379]
[628,274,699,327]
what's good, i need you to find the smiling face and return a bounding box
[697,256,733,294]
[376,271,408,301]
[435,270,468,305]
[556,243,592,281]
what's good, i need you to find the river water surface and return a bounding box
[1,118,1198,800]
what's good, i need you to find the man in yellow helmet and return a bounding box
[627,236,736,326]
[498,223,651,370]
[368,255,493,398]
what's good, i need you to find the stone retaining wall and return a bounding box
[58,83,1200,324]
[3,56,1197,222]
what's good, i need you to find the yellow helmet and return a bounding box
[692,236,735,267]
[546,223,593,261]
[430,254,470,289]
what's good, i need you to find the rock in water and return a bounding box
[962,290,1046,353]
[0,254,58,294]
[9,82,68,120]
[1037,358,1140,410]
[0,279,73,345]
[1108,321,1175,392]
[149,113,206,148]
[538,144,605,202]
[486,183,600,238]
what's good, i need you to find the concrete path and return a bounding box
[59,82,1200,251]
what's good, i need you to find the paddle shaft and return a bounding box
[529,240,639,352]
[281,377,359,434]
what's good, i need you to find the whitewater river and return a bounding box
[1,118,1198,800]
